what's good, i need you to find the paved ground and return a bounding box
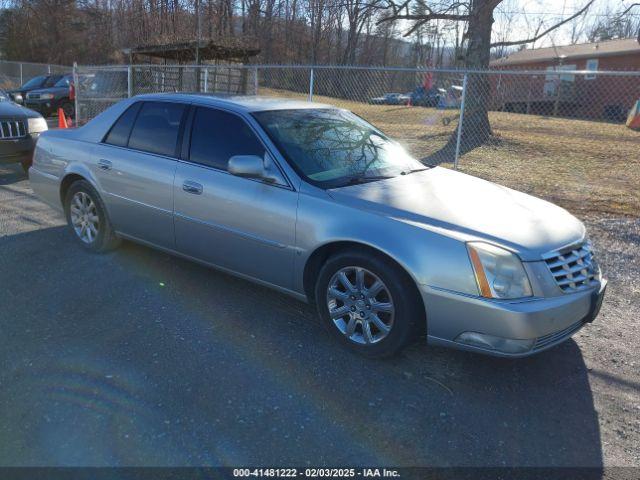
[0,162,639,468]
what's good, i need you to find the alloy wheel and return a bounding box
[69,191,99,244]
[326,266,395,345]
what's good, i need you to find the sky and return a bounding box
[492,0,639,47]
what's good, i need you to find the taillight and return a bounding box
[69,82,75,101]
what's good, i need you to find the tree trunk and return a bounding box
[454,0,495,151]
[427,0,498,164]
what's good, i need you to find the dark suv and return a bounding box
[0,90,48,173]
[24,75,74,118]
[7,74,64,105]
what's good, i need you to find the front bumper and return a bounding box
[24,99,58,117]
[0,136,37,166]
[422,279,607,358]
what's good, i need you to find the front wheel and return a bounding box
[20,159,31,175]
[315,250,424,358]
[61,101,75,118]
[64,180,120,252]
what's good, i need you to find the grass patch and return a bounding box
[262,88,640,217]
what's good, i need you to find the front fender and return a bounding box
[294,187,478,298]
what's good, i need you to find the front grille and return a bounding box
[0,120,27,139]
[534,320,584,350]
[27,93,40,100]
[542,241,599,293]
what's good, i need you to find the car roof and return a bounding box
[133,93,334,112]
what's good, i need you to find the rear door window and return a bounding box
[128,102,186,157]
[189,107,264,170]
[104,102,142,147]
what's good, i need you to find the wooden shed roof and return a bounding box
[125,37,260,63]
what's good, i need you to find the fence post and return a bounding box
[72,62,79,125]
[19,63,23,86]
[454,73,468,170]
[309,68,314,102]
[127,65,133,98]
[553,77,562,117]
[204,68,208,93]
[526,75,533,115]
[254,66,258,95]
[48,64,51,74]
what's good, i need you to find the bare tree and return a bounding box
[377,0,595,153]
[587,3,640,42]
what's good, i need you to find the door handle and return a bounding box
[182,180,203,195]
[98,159,112,171]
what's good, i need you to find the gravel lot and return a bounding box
[0,162,639,469]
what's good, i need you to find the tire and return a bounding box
[61,101,74,118]
[64,180,120,253]
[315,249,424,358]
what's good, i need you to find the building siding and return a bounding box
[490,53,640,121]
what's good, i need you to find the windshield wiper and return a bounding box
[401,167,431,175]
[343,175,396,186]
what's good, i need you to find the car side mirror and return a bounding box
[228,154,281,184]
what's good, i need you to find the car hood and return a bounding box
[8,87,39,95]
[328,167,585,261]
[28,86,68,96]
[0,100,40,118]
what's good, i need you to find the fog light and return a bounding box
[455,332,535,354]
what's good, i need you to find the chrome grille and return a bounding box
[542,241,599,293]
[534,320,584,351]
[0,120,27,139]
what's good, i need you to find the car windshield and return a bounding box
[21,76,46,89]
[253,108,427,188]
[90,72,127,93]
[54,76,71,87]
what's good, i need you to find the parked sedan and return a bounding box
[25,74,74,118]
[369,93,408,105]
[29,94,606,358]
[0,92,48,173]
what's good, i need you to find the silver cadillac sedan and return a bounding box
[29,94,606,358]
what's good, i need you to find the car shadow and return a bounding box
[0,163,28,186]
[0,226,603,471]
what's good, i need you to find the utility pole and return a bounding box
[195,0,201,64]
[195,0,201,91]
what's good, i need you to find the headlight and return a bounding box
[467,242,532,299]
[27,117,48,134]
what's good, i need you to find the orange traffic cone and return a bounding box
[58,108,68,129]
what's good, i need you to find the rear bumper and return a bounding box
[422,280,607,358]
[0,136,37,165]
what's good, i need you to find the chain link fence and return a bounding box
[74,64,258,124]
[0,61,68,90]
[74,64,640,167]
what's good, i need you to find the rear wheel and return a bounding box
[61,101,75,118]
[315,250,423,358]
[64,180,120,252]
